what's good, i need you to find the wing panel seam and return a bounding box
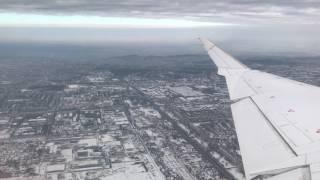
[248,97,298,156]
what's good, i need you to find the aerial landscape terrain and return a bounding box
[0,42,320,180]
[0,0,319,179]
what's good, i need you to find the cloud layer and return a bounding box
[0,0,320,24]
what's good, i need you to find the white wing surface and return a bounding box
[200,38,320,180]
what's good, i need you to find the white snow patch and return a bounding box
[168,86,204,97]
[78,138,98,146]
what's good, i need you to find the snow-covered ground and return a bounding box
[138,107,161,118]
[168,86,204,97]
[212,152,245,179]
[0,129,10,139]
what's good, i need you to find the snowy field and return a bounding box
[167,86,204,97]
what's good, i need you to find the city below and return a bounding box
[1,49,320,180]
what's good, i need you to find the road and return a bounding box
[129,84,236,180]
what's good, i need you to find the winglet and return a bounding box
[199,38,248,71]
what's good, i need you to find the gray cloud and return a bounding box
[0,0,320,24]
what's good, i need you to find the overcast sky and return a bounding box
[1,0,320,55]
[1,0,320,24]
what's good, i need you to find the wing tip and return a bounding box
[199,37,249,70]
[199,37,216,52]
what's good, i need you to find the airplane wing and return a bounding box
[200,38,320,180]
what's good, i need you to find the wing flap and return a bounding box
[231,97,296,178]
